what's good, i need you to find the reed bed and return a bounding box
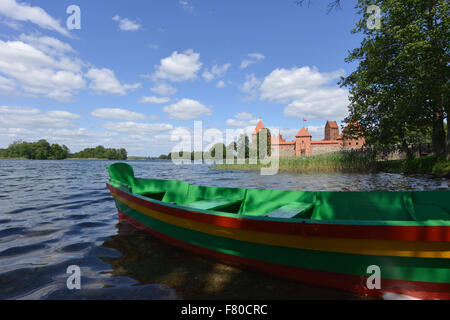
[216,152,450,176]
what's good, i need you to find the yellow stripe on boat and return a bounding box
[112,192,450,259]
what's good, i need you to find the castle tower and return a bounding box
[252,120,265,146]
[295,127,312,157]
[325,121,339,141]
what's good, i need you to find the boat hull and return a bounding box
[107,184,450,300]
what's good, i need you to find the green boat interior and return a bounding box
[108,163,450,222]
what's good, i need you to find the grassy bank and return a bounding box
[216,153,450,178]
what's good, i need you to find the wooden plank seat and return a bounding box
[183,199,243,211]
[263,202,315,219]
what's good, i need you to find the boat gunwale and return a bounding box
[107,183,450,242]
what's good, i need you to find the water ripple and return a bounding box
[0,159,447,300]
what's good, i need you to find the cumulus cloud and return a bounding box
[0,106,80,129]
[225,112,260,128]
[240,74,261,101]
[163,98,213,121]
[202,63,231,82]
[259,66,348,120]
[0,75,16,94]
[112,15,141,31]
[102,121,173,136]
[139,96,170,104]
[0,0,70,36]
[240,53,265,69]
[153,49,202,82]
[86,68,141,95]
[18,34,74,55]
[235,112,253,120]
[150,83,177,96]
[0,38,85,101]
[91,108,148,121]
[216,80,226,88]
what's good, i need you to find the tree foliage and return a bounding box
[1,140,69,160]
[71,145,127,160]
[339,0,449,157]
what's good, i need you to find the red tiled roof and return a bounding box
[253,120,265,134]
[296,127,311,137]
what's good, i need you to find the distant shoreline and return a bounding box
[0,157,159,161]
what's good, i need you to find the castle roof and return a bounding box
[296,127,311,137]
[326,121,339,129]
[253,120,265,134]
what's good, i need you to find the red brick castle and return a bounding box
[252,120,365,157]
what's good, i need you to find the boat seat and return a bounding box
[262,202,314,219]
[183,199,242,211]
[140,191,166,201]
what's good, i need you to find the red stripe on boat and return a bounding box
[117,210,450,300]
[108,184,450,242]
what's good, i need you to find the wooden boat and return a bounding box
[106,163,450,299]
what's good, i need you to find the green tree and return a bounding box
[237,134,250,159]
[209,143,227,160]
[339,0,449,157]
[256,128,272,159]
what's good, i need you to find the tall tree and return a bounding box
[339,0,449,157]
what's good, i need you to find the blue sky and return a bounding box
[0,0,364,156]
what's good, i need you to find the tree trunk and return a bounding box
[446,110,450,160]
[432,112,445,157]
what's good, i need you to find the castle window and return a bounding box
[356,142,358,145]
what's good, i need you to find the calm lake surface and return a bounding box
[0,160,448,300]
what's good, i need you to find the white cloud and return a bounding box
[0,75,16,94]
[203,63,231,82]
[163,98,213,121]
[259,66,348,120]
[216,80,226,88]
[225,112,260,128]
[179,0,194,13]
[0,38,85,101]
[283,88,349,120]
[212,63,231,77]
[86,68,141,95]
[0,106,80,129]
[226,119,247,127]
[202,69,214,82]
[18,34,74,55]
[102,121,173,135]
[91,108,148,121]
[240,53,265,69]
[153,49,202,82]
[240,73,261,100]
[235,112,253,120]
[112,15,141,31]
[149,43,159,49]
[260,66,344,102]
[0,0,70,36]
[150,83,177,96]
[139,96,170,104]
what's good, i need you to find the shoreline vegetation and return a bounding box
[215,153,450,178]
[0,140,127,160]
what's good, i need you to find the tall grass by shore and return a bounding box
[216,152,450,177]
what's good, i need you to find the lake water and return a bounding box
[0,160,448,300]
